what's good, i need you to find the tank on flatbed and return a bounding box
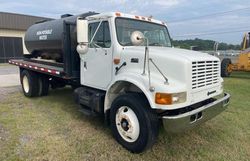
[24,12,98,62]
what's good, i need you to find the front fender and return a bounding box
[104,72,155,112]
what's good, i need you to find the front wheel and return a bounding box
[110,93,159,153]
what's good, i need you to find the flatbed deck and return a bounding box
[9,59,66,78]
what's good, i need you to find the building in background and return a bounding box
[0,12,51,63]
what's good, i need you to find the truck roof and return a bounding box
[88,12,167,26]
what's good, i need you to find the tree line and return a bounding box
[172,38,241,51]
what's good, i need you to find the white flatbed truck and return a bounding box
[9,12,230,153]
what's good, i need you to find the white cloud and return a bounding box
[104,0,128,5]
[168,14,250,44]
[129,10,139,14]
[153,0,182,8]
[0,2,33,10]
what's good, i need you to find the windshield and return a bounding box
[115,18,172,47]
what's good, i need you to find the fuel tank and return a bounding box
[24,12,97,62]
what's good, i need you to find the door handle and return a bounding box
[115,62,127,75]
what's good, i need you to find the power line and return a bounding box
[173,29,249,38]
[167,6,250,23]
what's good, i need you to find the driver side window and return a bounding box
[88,21,111,48]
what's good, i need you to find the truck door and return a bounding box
[80,21,113,90]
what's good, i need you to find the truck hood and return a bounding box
[121,46,220,87]
[148,47,219,62]
[122,46,219,63]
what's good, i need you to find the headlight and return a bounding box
[172,92,187,104]
[155,92,186,105]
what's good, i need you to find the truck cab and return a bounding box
[9,12,230,153]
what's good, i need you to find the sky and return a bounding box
[0,0,249,44]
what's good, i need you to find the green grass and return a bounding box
[0,72,250,161]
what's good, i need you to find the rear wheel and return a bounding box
[221,58,232,77]
[38,75,49,96]
[110,93,159,153]
[20,70,39,97]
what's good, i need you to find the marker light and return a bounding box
[114,58,120,65]
[115,12,121,17]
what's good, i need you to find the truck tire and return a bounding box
[110,93,159,153]
[20,70,39,97]
[221,58,232,77]
[38,75,49,96]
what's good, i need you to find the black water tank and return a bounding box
[24,12,98,60]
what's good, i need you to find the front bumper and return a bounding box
[162,93,230,133]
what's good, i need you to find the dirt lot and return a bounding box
[0,72,250,161]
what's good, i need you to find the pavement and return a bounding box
[0,64,20,87]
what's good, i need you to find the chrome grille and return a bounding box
[192,61,220,89]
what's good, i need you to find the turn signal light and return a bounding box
[155,93,172,105]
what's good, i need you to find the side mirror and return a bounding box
[130,31,145,46]
[76,17,88,54]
